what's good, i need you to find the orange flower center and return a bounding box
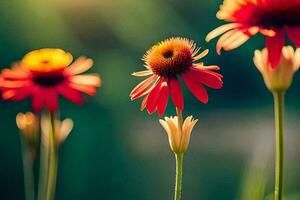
[144,38,195,78]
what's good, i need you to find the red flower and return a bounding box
[130,38,223,116]
[0,48,101,112]
[206,0,300,68]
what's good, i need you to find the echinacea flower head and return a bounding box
[130,38,223,116]
[159,116,198,154]
[206,0,300,68]
[254,46,300,92]
[0,48,101,112]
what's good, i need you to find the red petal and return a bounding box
[45,89,58,112]
[32,87,45,112]
[0,80,32,88]
[130,75,157,100]
[182,73,208,104]
[11,87,32,101]
[286,26,300,47]
[1,69,29,80]
[157,81,169,116]
[146,79,163,114]
[266,30,285,68]
[169,78,184,110]
[140,95,148,111]
[189,68,223,89]
[57,82,84,105]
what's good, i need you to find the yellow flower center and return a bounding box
[22,48,73,73]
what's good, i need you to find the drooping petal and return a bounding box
[1,68,30,80]
[45,88,58,112]
[64,57,94,75]
[157,81,169,116]
[195,65,220,71]
[223,26,259,51]
[206,23,240,42]
[140,95,148,111]
[193,49,209,61]
[2,90,16,100]
[0,80,32,88]
[286,26,300,47]
[169,78,184,110]
[132,70,153,77]
[68,82,97,96]
[189,68,223,89]
[11,87,32,101]
[266,30,285,68]
[146,79,163,114]
[216,29,238,54]
[57,82,84,105]
[69,75,101,86]
[182,73,208,104]
[130,75,157,100]
[32,87,45,112]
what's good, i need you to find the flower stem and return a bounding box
[37,128,49,200]
[174,107,184,200]
[46,112,58,200]
[174,153,184,200]
[20,138,35,200]
[273,91,285,200]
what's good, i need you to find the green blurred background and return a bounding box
[1,0,300,199]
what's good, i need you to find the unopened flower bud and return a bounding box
[254,46,300,92]
[41,113,74,147]
[159,116,198,154]
[16,112,39,158]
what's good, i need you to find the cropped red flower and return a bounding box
[130,38,223,116]
[206,0,300,68]
[0,48,101,112]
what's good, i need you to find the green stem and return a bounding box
[46,112,58,200]
[37,130,49,200]
[174,153,184,200]
[273,91,285,200]
[21,138,35,200]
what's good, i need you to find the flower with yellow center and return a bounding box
[0,48,101,112]
[159,116,198,154]
[254,46,300,92]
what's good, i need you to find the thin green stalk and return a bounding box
[174,153,184,200]
[174,107,184,200]
[37,132,49,200]
[20,138,35,200]
[46,112,58,200]
[273,91,285,200]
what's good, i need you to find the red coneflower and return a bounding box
[206,0,300,68]
[130,38,223,116]
[0,48,101,112]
